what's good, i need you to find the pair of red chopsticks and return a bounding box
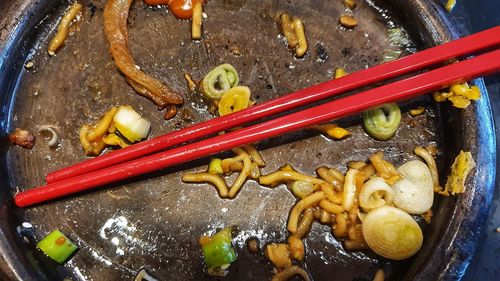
[14,26,500,207]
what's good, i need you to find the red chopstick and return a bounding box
[45,26,500,183]
[15,48,500,207]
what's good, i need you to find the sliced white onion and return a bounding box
[362,206,423,260]
[391,160,434,214]
[359,176,393,211]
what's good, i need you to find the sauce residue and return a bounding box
[144,0,203,19]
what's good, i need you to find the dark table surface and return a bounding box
[0,1,498,280]
[451,0,500,280]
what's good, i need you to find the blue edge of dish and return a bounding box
[0,1,495,280]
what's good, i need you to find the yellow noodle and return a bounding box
[260,170,326,187]
[342,169,359,211]
[373,269,385,281]
[191,0,202,39]
[292,18,307,57]
[48,2,82,55]
[280,13,298,48]
[316,167,344,190]
[333,213,347,238]
[242,144,266,166]
[369,152,401,184]
[79,124,91,153]
[320,182,342,204]
[414,146,441,191]
[87,107,118,141]
[319,199,344,214]
[318,209,332,224]
[296,208,314,239]
[288,191,325,233]
[359,164,375,182]
[182,172,229,198]
[228,150,252,198]
[348,161,366,170]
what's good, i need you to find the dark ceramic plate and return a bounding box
[0,0,495,280]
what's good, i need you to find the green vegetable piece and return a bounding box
[201,227,237,268]
[208,158,223,175]
[200,64,239,100]
[362,103,401,141]
[37,229,77,264]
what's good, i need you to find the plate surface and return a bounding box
[0,0,495,280]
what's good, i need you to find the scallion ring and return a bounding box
[200,64,239,100]
[362,103,401,141]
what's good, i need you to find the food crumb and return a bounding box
[24,61,34,69]
[9,128,35,149]
[246,237,260,253]
[22,222,33,229]
[339,15,358,28]
[230,45,242,56]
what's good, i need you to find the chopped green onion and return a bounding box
[200,227,237,269]
[362,103,401,141]
[113,106,151,143]
[200,64,239,100]
[37,229,77,264]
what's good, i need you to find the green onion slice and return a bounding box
[362,103,401,141]
[201,227,237,269]
[200,64,239,100]
[37,229,78,264]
